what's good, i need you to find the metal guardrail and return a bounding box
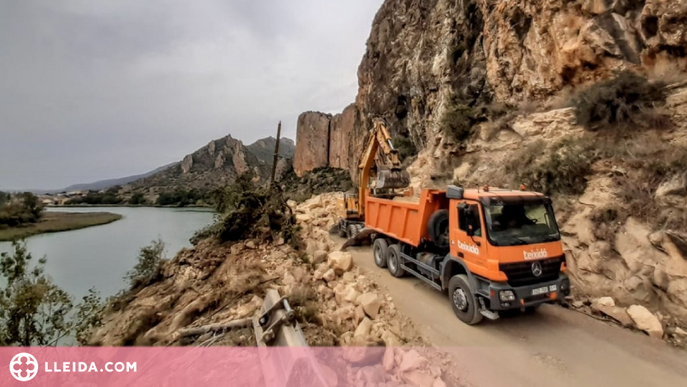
[253,289,329,387]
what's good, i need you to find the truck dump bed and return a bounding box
[365,189,448,247]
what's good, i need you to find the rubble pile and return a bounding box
[566,295,687,349]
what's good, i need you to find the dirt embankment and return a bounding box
[89,189,462,385]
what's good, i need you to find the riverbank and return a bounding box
[48,204,213,210]
[0,212,122,241]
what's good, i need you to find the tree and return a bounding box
[0,191,9,207]
[125,239,166,289]
[20,192,43,221]
[0,241,105,346]
[128,192,147,206]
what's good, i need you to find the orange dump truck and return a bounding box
[366,185,570,325]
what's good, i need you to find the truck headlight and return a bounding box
[499,290,515,302]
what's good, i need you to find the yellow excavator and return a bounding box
[334,118,412,240]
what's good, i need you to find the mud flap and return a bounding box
[341,228,375,251]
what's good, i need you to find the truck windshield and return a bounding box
[483,201,560,246]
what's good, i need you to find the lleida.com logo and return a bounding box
[10,353,39,382]
[8,352,137,382]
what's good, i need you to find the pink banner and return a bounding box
[0,346,448,387]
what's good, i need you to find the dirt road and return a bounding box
[342,242,687,387]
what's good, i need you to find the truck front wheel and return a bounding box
[373,238,389,268]
[448,275,483,325]
[387,244,406,278]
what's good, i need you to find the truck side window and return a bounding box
[459,204,481,236]
[469,205,481,237]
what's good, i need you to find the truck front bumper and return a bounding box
[486,274,571,311]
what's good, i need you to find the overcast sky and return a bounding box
[0,0,382,190]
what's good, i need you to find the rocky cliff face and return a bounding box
[294,0,687,321]
[295,0,687,178]
[132,135,295,192]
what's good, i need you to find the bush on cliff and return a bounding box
[572,71,669,131]
[507,138,596,196]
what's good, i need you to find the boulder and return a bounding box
[357,366,385,384]
[360,293,382,319]
[433,378,447,387]
[245,241,256,249]
[675,327,687,337]
[627,305,664,339]
[328,252,354,274]
[296,213,312,223]
[344,287,362,304]
[355,305,366,325]
[399,350,428,373]
[383,347,395,371]
[594,297,616,307]
[343,344,385,366]
[332,305,356,325]
[313,250,329,265]
[401,370,435,387]
[354,318,373,339]
[323,269,337,283]
[382,330,402,347]
[593,305,634,327]
[342,272,356,283]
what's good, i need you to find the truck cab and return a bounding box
[443,186,570,323]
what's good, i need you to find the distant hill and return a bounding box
[128,136,295,193]
[58,163,177,193]
[247,137,296,165]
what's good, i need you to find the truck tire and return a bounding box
[373,238,389,268]
[428,210,450,249]
[387,244,406,278]
[448,275,483,325]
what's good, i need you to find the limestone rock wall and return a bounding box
[294,106,364,178]
[293,112,332,177]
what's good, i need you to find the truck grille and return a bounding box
[499,257,562,287]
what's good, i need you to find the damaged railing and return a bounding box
[179,289,329,387]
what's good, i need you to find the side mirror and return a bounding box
[467,224,475,237]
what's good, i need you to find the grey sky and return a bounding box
[0,0,382,190]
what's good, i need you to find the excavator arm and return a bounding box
[356,118,411,218]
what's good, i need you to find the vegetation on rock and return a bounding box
[571,71,669,131]
[192,174,303,251]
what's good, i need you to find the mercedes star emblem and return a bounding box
[532,262,543,277]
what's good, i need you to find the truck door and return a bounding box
[451,201,487,268]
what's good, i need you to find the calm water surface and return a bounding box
[0,207,214,299]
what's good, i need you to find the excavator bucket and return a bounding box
[376,169,411,190]
[341,228,375,251]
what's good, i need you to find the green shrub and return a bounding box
[392,137,417,161]
[572,71,668,130]
[441,100,478,143]
[508,138,596,196]
[124,239,166,290]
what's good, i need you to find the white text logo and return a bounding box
[10,353,38,382]
[524,249,549,260]
[457,241,480,255]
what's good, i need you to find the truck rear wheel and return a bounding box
[428,210,450,249]
[387,244,406,278]
[373,238,389,268]
[448,275,483,325]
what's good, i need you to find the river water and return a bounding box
[0,207,214,300]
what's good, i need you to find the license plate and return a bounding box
[532,285,557,296]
